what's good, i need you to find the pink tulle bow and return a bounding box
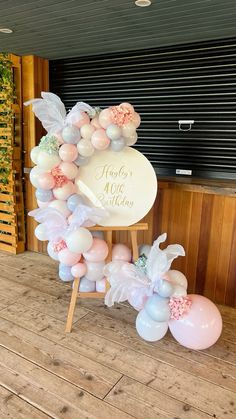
[110,105,133,126]
[169,296,192,320]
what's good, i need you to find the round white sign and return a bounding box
[76,147,157,226]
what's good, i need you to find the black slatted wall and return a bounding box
[50,38,236,180]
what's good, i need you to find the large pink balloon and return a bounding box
[83,238,109,262]
[59,144,78,162]
[91,129,110,150]
[168,294,222,350]
[112,243,132,262]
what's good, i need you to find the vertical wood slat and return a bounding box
[153,180,236,307]
[22,56,49,253]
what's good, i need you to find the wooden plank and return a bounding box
[0,317,122,399]
[0,223,15,234]
[0,386,50,419]
[0,233,17,245]
[0,192,14,202]
[0,347,132,419]
[105,376,211,419]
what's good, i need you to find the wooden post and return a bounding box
[65,222,148,332]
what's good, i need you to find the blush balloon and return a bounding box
[91,117,102,129]
[112,244,132,262]
[37,172,55,190]
[168,294,223,350]
[132,112,141,128]
[98,108,113,129]
[53,181,75,200]
[164,270,188,289]
[73,112,90,128]
[85,261,105,281]
[80,124,95,140]
[83,238,109,262]
[71,262,87,278]
[58,248,81,266]
[59,144,78,162]
[59,162,78,180]
[91,129,110,150]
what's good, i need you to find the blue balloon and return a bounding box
[74,155,90,166]
[79,277,96,292]
[35,188,53,202]
[67,193,85,212]
[156,279,174,298]
[62,126,81,144]
[145,294,170,322]
[59,263,74,282]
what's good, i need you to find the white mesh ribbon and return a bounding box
[104,233,185,308]
[24,92,94,134]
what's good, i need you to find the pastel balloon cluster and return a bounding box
[136,268,223,350]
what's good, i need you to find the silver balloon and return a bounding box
[145,294,171,322]
[156,279,174,298]
[79,277,96,292]
[136,309,168,342]
[110,137,126,152]
[74,155,90,166]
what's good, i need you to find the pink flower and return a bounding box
[169,296,192,320]
[53,239,67,253]
[110,105,133,126]
[51,166,68,188]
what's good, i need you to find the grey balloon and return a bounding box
[145,294,171,322]
[74,155,90,166]
[110,137,126,152]
[156,279,174,298]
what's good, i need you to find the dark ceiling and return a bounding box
[0,0,236,59]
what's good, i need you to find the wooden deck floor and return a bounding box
[0,251,235,418]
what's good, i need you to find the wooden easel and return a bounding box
[65,222,148,332]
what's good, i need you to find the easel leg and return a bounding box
[105,230,113,291]
[130,230,139,262]
[65,278,80,333]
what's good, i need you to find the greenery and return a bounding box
[0,53,14,185]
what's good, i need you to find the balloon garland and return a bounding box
[26,93,222,349]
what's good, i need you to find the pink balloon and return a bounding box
[71,262,87,278]
[59,162,78,180]
[37,172,55,190]
[121,102,135,113]
[96,278,107,292]
[112,244,132,262]
[83,238,109,262]
[59,144,78,162]
[91,129,110,150]
[168,294,222,350]
[164,270,188,289]
[73,112,90,128]
[98,108,113,129]
[53,181,75,200]
[132,112,141,128]
[91,117,102,129]
[37,199,50,209]
[58,248,81,266]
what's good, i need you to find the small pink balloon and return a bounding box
[132,112,141,128]
[164,270,188,289]
[71,262,87,278]
[59,162,78,180]
[59,144,78,162]
[98,108,113,129]
[37,199,50,209]
[58,248,81,266]
[37,172,55,190]
[91,117,102,129]
[168,294,223,350]
[73,112,90,128]
[121,102,135,113]
[83,238,109,262]
[91,129,110,150]
[53,181,75,200]
[112,244,132,262]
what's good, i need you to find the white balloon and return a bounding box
[35,224,48,241]
[165,270,188,289]
[122,122,136,138]
[49,199,71,217]
[30,146,40,164]
[30,166,46,188]
[37,151,61,170]
[66,228,93,253]
[136,309,168,342]
[47,241,59,261]
[171,285,187,298]
[96,278,106,292]
[53,181,75,200]
[85,261,105,281]
[77,139,95,157]
[62,126,80,144]
[125,131,138,146]
[106,124,122,141]
[80,124,95,140]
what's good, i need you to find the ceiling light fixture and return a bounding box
[135,0,152,7]
[0,28,13,34]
